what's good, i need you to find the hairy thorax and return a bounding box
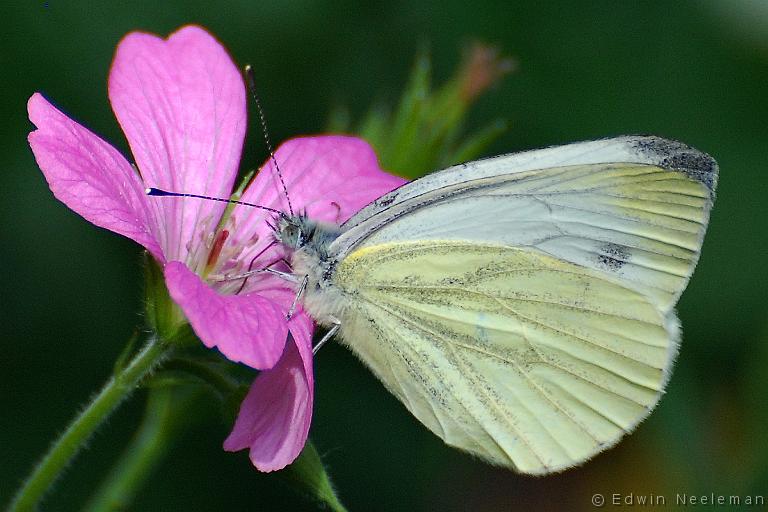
[275,214,348,328]
[291,248,347,327]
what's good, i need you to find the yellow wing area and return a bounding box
[335,241,676,474]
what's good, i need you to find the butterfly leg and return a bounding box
[313,316,340,355]
[210,263,298,283]
[286,274,309,320]
[264,268,301,283]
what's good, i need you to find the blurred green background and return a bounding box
[3,1,767,510]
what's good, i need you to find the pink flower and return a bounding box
[27,25,405,471]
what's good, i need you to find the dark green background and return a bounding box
[3,2,767,510]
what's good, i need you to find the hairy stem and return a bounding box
[83,384,201,511]
[9,336,171,512]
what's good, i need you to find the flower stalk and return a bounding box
[9,336,172,512]
[83,384,203,512]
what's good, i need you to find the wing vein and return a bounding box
[367,300,551,466]
[370,281,665,341]
[370,298,618,460]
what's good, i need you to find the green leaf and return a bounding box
[444,119,508,166]
[357,105,389,157]
[331,42,512,179]
[281,441,347,512]
[326,105,351,133]
[385,48,431,173]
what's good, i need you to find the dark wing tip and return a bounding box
[628,136,719,195]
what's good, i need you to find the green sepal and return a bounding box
[161,355,247,420]
[142,253,184,340]
[280,440,348,512]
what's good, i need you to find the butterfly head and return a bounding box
[273,213,344,262]
[274,214,312,250]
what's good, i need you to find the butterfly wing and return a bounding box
[335,241,676,473]
[334,135,717,312]
[325,136,716,473]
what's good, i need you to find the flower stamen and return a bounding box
[234,240,279,295]
[205,229,230,273]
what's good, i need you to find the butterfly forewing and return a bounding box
[333,137,716,312]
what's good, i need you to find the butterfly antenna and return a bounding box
[146,187,285,216]
[245,64,294,216]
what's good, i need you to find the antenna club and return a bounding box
[145,187,284,216]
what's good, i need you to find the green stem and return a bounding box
[83,385,200,512]
[164,358,242,397]
[8,336,172,512]
[161,358,246,424]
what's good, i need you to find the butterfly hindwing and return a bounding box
[334,240,674,473]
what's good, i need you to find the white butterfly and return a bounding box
[275,135,717,474]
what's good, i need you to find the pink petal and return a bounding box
[224,312,314,472]
[27,93,163,261]
[109,25,246,264]
[164,261,288,369]
[244,135,406,221]
[227,135,407,268]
